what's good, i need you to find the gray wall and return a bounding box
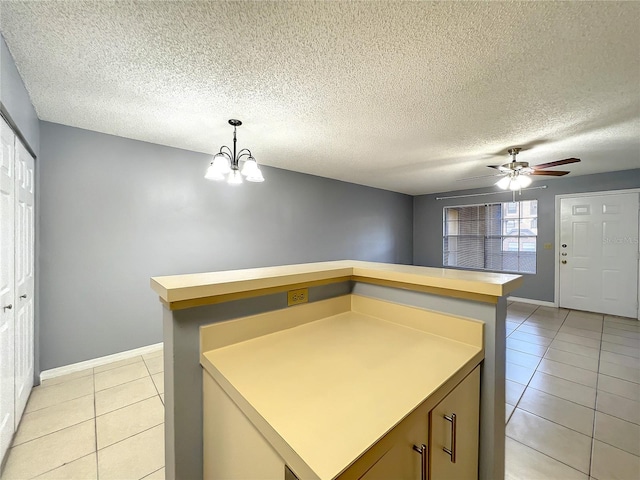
[38,121,413,371]
[414,169,640,302]
[0,34,39,156]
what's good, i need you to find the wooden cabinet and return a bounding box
[429,367,480,480]
[356,413,426,480]
[357,367,480,480]
[203,364,480,480]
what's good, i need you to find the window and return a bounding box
[443,200,537,274]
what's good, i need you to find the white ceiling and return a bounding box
[1,1,639,195]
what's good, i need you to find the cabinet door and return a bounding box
[429,367,480,480]
[360,415,427,480]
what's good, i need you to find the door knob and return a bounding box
[562,244,567,248]
[561,260,567,264]
[3,304,12,311]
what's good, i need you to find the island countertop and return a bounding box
[201,306,484,479]
[151,260,523,309]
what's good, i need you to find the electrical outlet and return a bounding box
[288,288,308,306]
[543,243,553,250]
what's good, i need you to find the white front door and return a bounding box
[559,193,639,318]
[14,140,34,422]
[0,118,16,465]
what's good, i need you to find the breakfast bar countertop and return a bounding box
[152,260,523,307]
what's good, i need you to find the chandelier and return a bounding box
[205,119,264,184]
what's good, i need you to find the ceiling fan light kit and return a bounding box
[205,119,265,185]
[496,174,532,191]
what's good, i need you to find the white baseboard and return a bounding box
[508,296,557,308]
[40,342,163,382]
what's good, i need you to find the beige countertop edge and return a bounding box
[151,261,523,303]
[201,354,322,479]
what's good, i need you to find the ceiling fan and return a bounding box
[485,147,580,191]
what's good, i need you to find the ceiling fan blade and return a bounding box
[532,158,581,169]
[458,173,506,181]
[530,170,570,176]
[487,165,512,172]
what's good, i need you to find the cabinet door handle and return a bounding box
[19,294,27,299]
[413,443,427,480]
[443,413,457,463]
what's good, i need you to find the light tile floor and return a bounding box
[1,350,165,480]
[505,302,640,480]
[1,303,639,479]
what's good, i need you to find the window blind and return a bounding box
[443,200,537,274]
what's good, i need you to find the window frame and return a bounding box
[442,200,538,274]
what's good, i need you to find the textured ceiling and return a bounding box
[1,1,639,195]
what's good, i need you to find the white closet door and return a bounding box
[14,140,34,422]
[0,118,16,465]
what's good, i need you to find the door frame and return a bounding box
[554,188,640,319]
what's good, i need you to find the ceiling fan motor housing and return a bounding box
[502,161,530,171]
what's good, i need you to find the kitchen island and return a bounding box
[151,260,522,480]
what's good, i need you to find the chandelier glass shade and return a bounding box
[205,119,264,184]
[496,173,532,191]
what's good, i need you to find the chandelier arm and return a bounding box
[218,146,233,159]
[237,149,253,161]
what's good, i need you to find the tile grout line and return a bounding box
[520,383,594,410]
[27,371,160,417]
[10,416,95,450]
[23,453,97,480]
[506,305,604,472]
[10,394,96,447]
[587,314,605,479]
[507,306,548,411]
[97,394,160,418]
[142,356,163,399]
[511,311,612,385]
[95,371,157,396]
[537,355,599,376]
[95,423,163,454]
[507,437,589,478]
[591,341,640,466]
[588,395,640,426]
[139,466,164,480]
[518,304,566,393]
[504,301,532,422]
[511,308,613,475]
[93,356,146,375]
[512,397,594,438]
[24,381,95,414]
[93,368,100,480]
[507,304,594,475]
[599,346,640,361]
